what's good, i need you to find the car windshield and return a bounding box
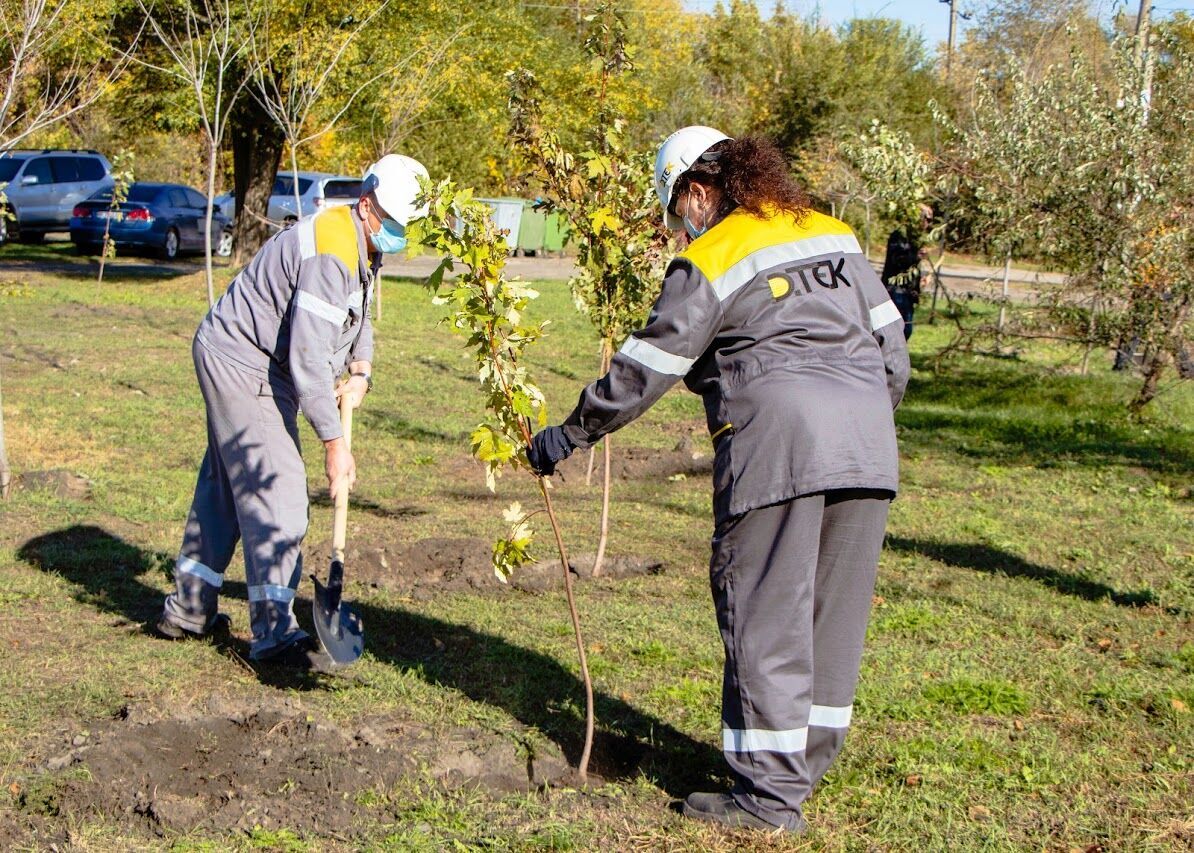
[88,185,162,203]
[323,180,362,199]
[273,176,314,196]
[0,158,27,183]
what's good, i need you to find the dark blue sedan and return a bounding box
[70,182,233,261]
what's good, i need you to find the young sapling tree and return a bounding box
[508,4,669,576]
[405,178,595,781]
[97,152,135,285]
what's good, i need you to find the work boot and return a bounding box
[681,792,804,833]
[153,612,231,641]
[255,636,336,673]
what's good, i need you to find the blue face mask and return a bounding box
[369,217,407,254]
[682,195,708,241]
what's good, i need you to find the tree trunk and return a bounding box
[1131,296,1190,412]
[997,254,1011,349]
[591,337,613,577]
[0,370,10,499]
[230,97,285,265]
[289,144,301,219]
[204,143,217,307]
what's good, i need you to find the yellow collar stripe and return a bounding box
[680,208,856,285]
[313,205,361,274]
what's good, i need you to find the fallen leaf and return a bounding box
[1014,720,1025,731]
[1171,698,1188,713]
[904,774,921,787]
[1096,638,1113,651]
[872,595,886,607]
[589,642,605,654]
[8,782,19,798]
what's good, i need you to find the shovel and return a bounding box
[312,395,365,666]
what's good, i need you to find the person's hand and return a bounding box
[324,437,356,501]
[527,426,576,477]
[335,374,369,410]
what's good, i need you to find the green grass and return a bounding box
[0,255,1191,850]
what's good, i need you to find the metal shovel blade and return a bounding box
[312,558,364,666]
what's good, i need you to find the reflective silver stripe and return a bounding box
[247,584,296,604]
[722,726,808,754]
[808,704,853,728]
[869,300,902,331]
[176,555,222,588]
[620,336,696,376]
[347,288,364,309]
[296,217,316,259]
[711,233,863,301]
[295,290,348,325]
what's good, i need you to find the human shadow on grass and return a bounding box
[885,535,1181,613]
[18,524,727,798]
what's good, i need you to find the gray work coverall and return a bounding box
[561,207,910,830]
[161,205,377,659]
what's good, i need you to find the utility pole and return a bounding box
[942,0,959,79]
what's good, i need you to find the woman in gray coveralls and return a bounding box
[527,126,910,833]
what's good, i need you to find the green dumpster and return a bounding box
[517,203,547,255]
[544,211,570,254]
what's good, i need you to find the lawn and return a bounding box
[0,255,1190,851]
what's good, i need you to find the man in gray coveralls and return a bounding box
[154,154,428,665]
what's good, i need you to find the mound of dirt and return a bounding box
[17,469,92,500]
[347,537,664,599]
[553,436,712,482]
[42,695,570,837]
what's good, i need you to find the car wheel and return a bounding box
[161,227,180,261]
[216,229,234,257]
[20,230,44,244]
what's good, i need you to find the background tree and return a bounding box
[509,5,670,577]
[137,0,253,306]
[246,0,394,217]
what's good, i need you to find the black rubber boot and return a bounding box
[152,612,231,641]
[255,636,336,673]
[681,792,803,833]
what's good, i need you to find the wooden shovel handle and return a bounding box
[331,397,353,561]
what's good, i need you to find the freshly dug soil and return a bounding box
[16,469,92,500]
[346,536,664,599]
[39,695,571,838]
[552,436,713,482]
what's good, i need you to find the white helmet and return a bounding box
[654,125,731,229]
[362,154,429,226]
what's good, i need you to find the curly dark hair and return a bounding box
[673,136,810,224]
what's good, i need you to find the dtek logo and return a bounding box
[767,257,852,299]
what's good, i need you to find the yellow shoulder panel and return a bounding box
[681,208,855,282]
[313,206,360,273]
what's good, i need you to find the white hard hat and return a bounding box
[654,125,731,229]
[362,154,429,226]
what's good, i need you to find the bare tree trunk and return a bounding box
[1131,297,1190,412]
[1081,294,1098,376]
[591,337,613,577]
[0,370,10,499]
[997,254,1011,348]
[204,143,217,306]
[289,144,301,219]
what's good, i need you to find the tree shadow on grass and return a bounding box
[885,535,1179,613]
[17,524,726,798]
[898,356,1193,478]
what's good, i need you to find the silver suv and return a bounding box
[214,172,362,226]
[0,150,114,245]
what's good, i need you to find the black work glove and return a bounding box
[526,425,576,477]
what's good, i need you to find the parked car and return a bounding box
[213,172,363,225]
[0,149,113,246]
[70,182,233,261]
